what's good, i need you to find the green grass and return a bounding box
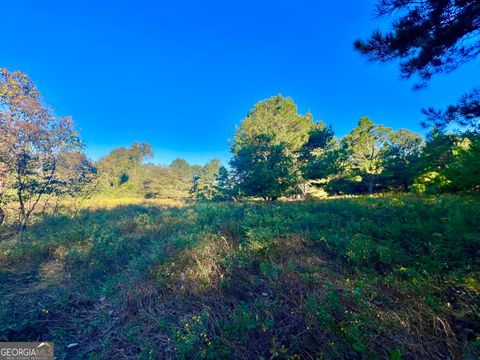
[1,195,479,359]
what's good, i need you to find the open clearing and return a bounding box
[0,195,479,359]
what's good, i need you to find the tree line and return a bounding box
[1,0,479,226]
[192,94,480,201]
[1,68,479,230]
[95,142,221,200]
[0,68,221,227]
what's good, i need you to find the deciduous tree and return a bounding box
[96,142,152,190]
[0,68,82,230]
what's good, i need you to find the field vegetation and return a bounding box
[1,0,479,358]
[1,195,479,359]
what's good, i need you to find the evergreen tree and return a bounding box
[411,130,461,193]
[341,117,391,193]
[446,134,480,191]
[233,95,313,153]
[381,129,424,191]
[300,122,336,180]
[230,135,300,201]
[354,0,480,131]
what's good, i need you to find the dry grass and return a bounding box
[0,194,479,359]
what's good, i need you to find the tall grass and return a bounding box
[0,195,479,359]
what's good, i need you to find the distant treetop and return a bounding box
[232,94,314,153]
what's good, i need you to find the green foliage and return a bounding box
[445,135,480,191]
[45,152,98,211]
[411,171,450,194]
[423,88,480,133]
[226,95,333,200]
[233,94,313,153]
[230,135,301,200]
[354,1,480,131]
[299,122,335,162]
[409,131,480,194]
[141,162,190,199]
[96,142,153,192]
[3,73,474,206]
[189,160,222,200]
[211,166,239,201]
[0,68,84,229]
[300,122,336,181]
[1,195,479,358]
[94,143,222,200]
[302,122,479,196]
[340,117,391,193]
[380,129,424,191]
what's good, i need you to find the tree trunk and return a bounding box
[17,188,27,233]
[367,175,374,194]
[0,207,5,227]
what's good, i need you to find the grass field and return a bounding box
[1,195,479,359]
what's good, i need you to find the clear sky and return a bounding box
[2,0,478,165]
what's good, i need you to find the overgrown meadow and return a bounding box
[1,195,479,359]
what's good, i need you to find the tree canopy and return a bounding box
[230,135,300,200]
[0,68,83,229]
[341,117,391,193]
[233,94,314,153]
[354,0,480,132]
[0,68,478,216]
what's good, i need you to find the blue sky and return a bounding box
[2,0,478,165]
